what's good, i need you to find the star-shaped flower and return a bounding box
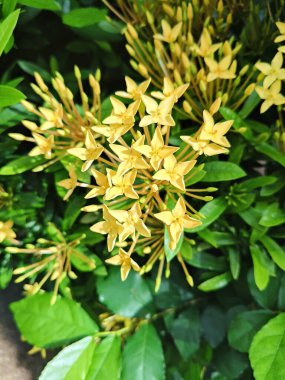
[0,220,16,243]
[205,55,236,82]
[105,170,138,200]
[105,248,140,281]
[135,126,178,170]
[139,95,175,127]
[58,166,78,200]
[29,133,54,159]
[154,198,201,249]
[108,202,151,241]
[151,77,189,103]
[153,155,196,191]
[68,130,104,171]
[193,27,222,58]
[255,52,285,88]
[275,21,285,52]
[85,168,110,199]
[180,136,228,156]
[154,20,182,43]
[199,110,232,148]
[39,105,63,130]
[90,206,124,251]
[256,81,285,113]
[115,77,151,101]
[103,97,139,128]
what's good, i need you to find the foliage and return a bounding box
[0,1,284,379]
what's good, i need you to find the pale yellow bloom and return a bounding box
[29,133,54,159]
[205,55,236,82]
[58,166,78,200]
[153,155,196,191]
[135,126,178,170]
[105,248,140,281]
[39,105,63,130]
[199,110,233,148]
[85,168,110,199]
[151,77,189,103]
[140,95,175,127]
[193,28,221,58]
[0,220,16,243]
[109,202,150,241]
[154,20,182,43]
[105,170,138,200]
[115,76,151,100]
[256,81,285,113]
[154,198,201,249]
[90,206,124,251]
[68,130,104,171]
[275,22,285,51]
[180,136,228,156]
[103,97,139,127]
[255,52,285,88]
[92,124,130,144]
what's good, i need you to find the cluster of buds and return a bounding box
[255,22,285,153]
[105,0,255,122]
[9,69,233,289]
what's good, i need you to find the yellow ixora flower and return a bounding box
[193,27,222,58]
[29,132,54,159]
[115,76,151,101]
[139,95,175,127]
[0,220,16,243]
[180,136,229,156]
[255,52,285,88]
[154,198,201,250]
[68,130,104,172]
[154,19,182,44]
[205,55,236,82]
[103,96,139,128]
[256,81,285,113]
[105,169,138,200]
[275,22,285,53]
[151,77,189,103]
[153,155,196,191]
[105,248,140,281]
[199,110,233,148]
[58,166,89,201]
[134,126,178,170]
[85,168,110,199]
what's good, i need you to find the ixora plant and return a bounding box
[0,1,285,380]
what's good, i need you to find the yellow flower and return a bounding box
[180,136,228,156]
[68,130,104,172]
[115,76,151,100]
[38,106,63,130]
[154,20,182,43]
[110,136,149,174]
[92,124,129,144]
[135,126,178,170]
[108,202,151,241]
[199,110,233,148]
[105,248,140,281]
[58,166,78,201]
[275,22,285,52]
[103,97,139,128]
[90,205,124,251]
[140,95,175,127]
[154,198,201,249]
[151,77,189,103]
[105,170,138,200]
[29,133,54,159]
[255,52,285,88]
[256,81,285,113]
[85,168,110,199]
[153,155,196,191]
[205,55,236,82]
[0,220,16,243]
[193,28,222,58]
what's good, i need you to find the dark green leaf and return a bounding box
[198,272,232,292]
[0,156,46,175]
[238,90,260,118]
[259,203,285,227]
[62,195,85,231]
[249,314,285,380]
[10,293,99,348]
[3,0,17,17]
[213,345,248,379]
[202,306,226,348]
[0,85,25,107]
[228,248,240,280]
[239,176,276,191]
[255,143,285,167]
[247,270,279,309]
[185,250,227,271]
[18,0,61,10]
[260,235,285,271]
[0,10,20,56]
[18,60,51,81]
[202,162,246,182]
[122,324,165,380]
[63,8,107,28]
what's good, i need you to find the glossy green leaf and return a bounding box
[122,324,165,380]
[86,336,121,380]
[63,8,107,28]
[202,161,246,182]
[0,85,25,107]
[238,90,260,118]
[250,244,271,290]
[249,313,285,380]
[202,306,226,348]
[185,250,227,271]
[228,310,274,353]
[3,0,17,17]
[260,235,285,271]
[10,293,98,348]
[259,203,285,227]
[213,345,248,379]
[247,270,279,309]
[39,337,95,380]
[164,227,183,262]
[0,156,46,175]
[228,248,240,280]
[219,107,253,140]
[198,272,232,292]
[0,10,20,56]
[239,176,276,191]
[62,195,85,231]
[18,60,51,81]
[187,197,227,232]
[18,0,61,10]
[96,267,154,317]
[255,143,285,167]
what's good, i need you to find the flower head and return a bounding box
[105,248,140,281]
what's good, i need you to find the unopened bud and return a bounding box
[34,72,48,92]
[74,65,81,80]
[127,23,138,39]
[8,133,26,141]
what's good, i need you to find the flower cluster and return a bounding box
[10,70,233,288]
[105,0,256,122]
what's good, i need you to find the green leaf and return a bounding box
[39,337,95,380]
[122,324,165,380]
[164,226,183,262]
[96,268,154,317]
[202,306,226,348]
[0,156,46,175]
[3,0,17,17]
[238,90,260,118]
[228,248,240,280]
[228,310,274,353]
[185,250,227,271]
[167,306,201,360]
[260,236,285,271]
[62,195,85,231]
[187,197,227,232]
[239,176,276,191]
[185,167,206,186]
[198,272,232,292]
[247,270,279,309]
[0,85,25,107]
[10,293,99,348]
[259,203,285,227]
[86,336,121,380]
[0,9,20,56]
[18,0,61,10]
[213,345,248,379]
[202,161,246,182]
[18,60,51,81]
[219,107,253,141]
[63,8,107,28]
[250,244,271,290]
[255,143,285,167]
[249,313,285,380]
